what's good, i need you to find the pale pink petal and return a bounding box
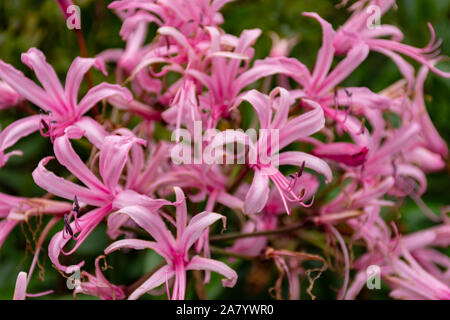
[187,256,237,288]
[77,83,133,117]
[278,151,333,183]
[99,135,146,191]
[317,43,369,96]
[32,157,107,206]
[128,265,175,300]
[13,271,27,300]
[244,169,269,215]
[54,134,110,195]
[116,205,176,257]
[65,57,107,109]
[279,99,325,149]
[181,212,225,254]
[21,48,67,113]
[303,12,336,89]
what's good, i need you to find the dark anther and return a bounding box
[64,214,74,237]
[334,87,338,109]
[40,119,50,133]
[73,196,80,214]
[297,161,306,178]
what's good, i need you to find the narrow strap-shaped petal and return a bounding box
[174,187,187,239]
[65,57,107,109]
[0,60,55,113]
[13,271,27,300]
[303,12,336,89]
[270,87,291,129]
[317,42,369,96]
[128,265,174,300]
[279,99,325,150]
[21,48,67,113]
[54,134,110,195]
[238,90,271,129]
[278,151,333,183]
[32,157,107,206]
[116,205,176,256]
[105,239,169,261]
[0,115,40,166]
[187,256,237,288]
[244,169,269,215]
[181,211,225,254]
[73,116,108,149]
[77,83,133,117]
[99,135,146,191]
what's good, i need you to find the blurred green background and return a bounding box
[0,0,449,299]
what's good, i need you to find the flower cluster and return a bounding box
[0,0,449,300]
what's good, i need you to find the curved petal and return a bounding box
[317,43,369,96]
[278,151,333,183]
[187,256,237,288]
[244,169,269,215]
[77,83,133,117]
[73,116,108,149]
[54,134,110,195]
[32,157,107,206]
[117,205,176,257]
[0,115,40,165]
[105,239,169,260]
[181,212,225,254]
[279,99,325,149]
[99,135,146,191]
[128,265,174,300]
[239,90,271,129]
[65,57,107,109]
[0,60,55,112]
[174,187,187,239]
[303,12,336,88]
[13,271,27,300]
[21,48,67,113]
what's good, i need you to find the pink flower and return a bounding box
[334,0,450,79]
[13,271,53,300]
[32,128,170,271]
[0,80,21,110]
[224,87,332,214]
[74,256,126,300]
[0,193,72,249]
[105,187,237,300]
[0,48,132,146]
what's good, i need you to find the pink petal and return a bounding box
[181,212,226,254]
[278,151,333,183]
[0,115,40,166]
[21,48,67,113]
[303,12,336,89]
[244,169,270,215]
[116,205,176,257]
[65,57,107,110]
[54,134,110,195]
[174,187,187,239]
[77,83,133,117]
[99,135,145,191]
[187,256,237,288]
[13,271,27,300]
[279,99,325,149]
[128,265,174,300]
[317,43,369,96]
[32,157,107,206]
[0,60,55,112]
